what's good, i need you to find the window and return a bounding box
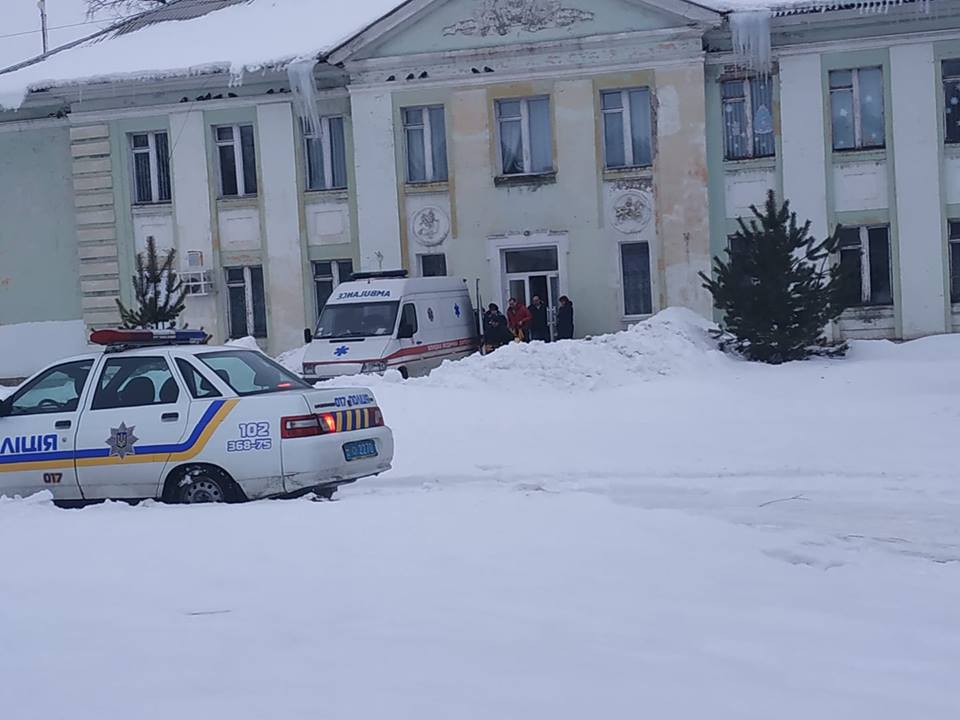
[131,132,171,204]
[403,106,448,183]
[949,221,960,303]
[601,88,653,168]
[313,259,354,313]
[4,360,93,416]
[419,253,447,277]
[304,116,347,191]
[91,357,179,410]
[399,303,418,335]
[621,242,653,316]
[721,78,775,160]
[830,68,884,151]
[175,358,221,399]
[838,226,892,307]
[496,97,553,176]
[504,247,558,273]
[215,124,258,197]
[943,60,960,145]
[315,302,400,339]
[198,351,310,396]
[225,266,267,338]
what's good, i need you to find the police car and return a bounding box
[0,329,394,504]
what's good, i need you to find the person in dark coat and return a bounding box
[528,294,550,342]
[482,303,512,351]
[556,295,574,340]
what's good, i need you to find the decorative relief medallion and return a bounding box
[612,191,653,235]
[411,207,450,247]
[443,0,595,37]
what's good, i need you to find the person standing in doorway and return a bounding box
[529,295,550,342]
[506,297,531,342]
[556,295,574,340]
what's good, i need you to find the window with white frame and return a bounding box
[620,242,653,316]
[215,124,258,197]
[313,259,353,314]
[829,68,885,151]
[721,78,775,160]
[225,266,267,338]
[601,88,653,169]
[496,96,553,176]
[418,253,447,277]
[304,117,347,191]
[837,226,892,307]
[943,60,960,145]
[130,131,171,204]
[949,221,960,303]
[403,106,448,183]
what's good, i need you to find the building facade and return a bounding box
[1,0,960,373]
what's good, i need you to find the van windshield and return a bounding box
[316,302,400,339]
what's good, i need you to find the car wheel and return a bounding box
[168,466,240,504]
[398,366,409,380]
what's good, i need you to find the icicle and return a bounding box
[730,9,772,75]
[287,58,322,137]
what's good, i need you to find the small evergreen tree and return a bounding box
[116,237,187,329]
[699,190,848,364]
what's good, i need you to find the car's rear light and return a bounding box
[281,407,385,438]
[281,415,324,439]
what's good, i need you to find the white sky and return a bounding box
[0,0,111,70]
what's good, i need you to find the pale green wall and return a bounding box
[0,124,82,324]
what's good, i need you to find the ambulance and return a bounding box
[301,271,479,382]
[0,329,394,504]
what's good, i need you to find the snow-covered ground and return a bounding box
[2,310,959,718]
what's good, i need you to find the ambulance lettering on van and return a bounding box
[303,272,479,382]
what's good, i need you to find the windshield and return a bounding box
[315,302,400,339]
[198,350,311,396]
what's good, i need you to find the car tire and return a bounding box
[164,465,243,505]
[398,366,409,380]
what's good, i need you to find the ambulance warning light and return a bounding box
[90,328,211,348]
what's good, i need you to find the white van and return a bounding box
[301,271,479,382]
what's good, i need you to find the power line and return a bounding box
[0,19,108,41]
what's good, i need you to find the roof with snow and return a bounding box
[0,0,929,111]
[0,0,408,110]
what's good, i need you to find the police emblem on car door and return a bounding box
[106,423,139,459]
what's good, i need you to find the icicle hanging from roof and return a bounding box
[730,9,772,74]
[287,57,322,137]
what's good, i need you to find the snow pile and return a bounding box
[0,0,403,110]
[418,307,726,392]
[225,335,262,351]
[0,319,93,378]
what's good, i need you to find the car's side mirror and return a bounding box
[304,328,313,344]
[0,397,11,418]
[397,323,415,340]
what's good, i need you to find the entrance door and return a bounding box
[503,246,561,341]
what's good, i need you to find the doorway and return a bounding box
[503,246,560,340]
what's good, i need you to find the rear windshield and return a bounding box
[316,301,400,339]
[198,350,311,396]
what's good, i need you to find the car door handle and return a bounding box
[54,420,71,430]
[161,412,180,422]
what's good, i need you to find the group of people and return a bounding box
[482,295,574,351]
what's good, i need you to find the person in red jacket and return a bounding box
[506,297,532,342]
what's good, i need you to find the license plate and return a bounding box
[343,439,378,461]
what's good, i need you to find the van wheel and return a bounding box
[398,366,409,380]
[164,465,243,504]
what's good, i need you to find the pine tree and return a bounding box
[699,190,849,364]
[116,237,187,329]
